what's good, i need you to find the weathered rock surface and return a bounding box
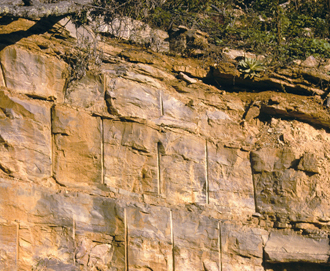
[212,62,330,96]
[95,16,169,53]
[0,89,52,181]
[265,232,329,263]
[0,65,4,87]
[0,46,67,102]
[65,72,107,113]
[1,18,330,271]
[52,105,102,187]
[103,120,159,194]
[105,76,161,119]
[169,25,209,56]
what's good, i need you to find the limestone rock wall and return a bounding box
[0,19,330,271]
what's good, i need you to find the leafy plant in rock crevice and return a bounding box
[238,57,265,79]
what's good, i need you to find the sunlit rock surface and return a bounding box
[0,18,330,271]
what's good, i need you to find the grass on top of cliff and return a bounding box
[85,0,330,68]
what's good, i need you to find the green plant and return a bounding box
[71,0,330,68]
[238,57,265,79]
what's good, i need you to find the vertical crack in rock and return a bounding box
[50,105,55,178]
[205,140,209,204]
[0,61,7,87]
[157,142,162,195]
[15,221,19,270]
[218,221,222,271]
[124,208,129,271]
[170,210,175,271]
[249,152,259,212]
[263,231,271,264]
[72,215,76,266]
[160,91,164,116]
[100,117,104,185]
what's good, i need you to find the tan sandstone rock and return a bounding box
[52,105,102,187]
[297,152,320,174]
[0,90,52,181]
[65,72,107,113]
[0,46,68,102]
[1,17,330,271]
[265,232,329,263]
[0,65,5,87]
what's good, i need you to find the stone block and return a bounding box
[160,132,206,204]
[78,229,125,270]
[52,106,102,186]
[0,177,126,233]
[27,225,75,269]
[0,178,127,270]
[121,206,171,270]
[251,147,296,173]
[221,223,267,259]
[220,223,266,271]
[0,46,67,102]
[105,77,161,119]
[298,152,320,174]
[254,168,330,221]
[128,238,171,271]
[264,232,330,264]
[172,207,218,249]
[104,120,160,194]
[126,205,170,241]
[198,114,244,144]
[0,224,17,269]
[174,246,205,271]
[134,63,176,81]
[0,90,52,181]
[162,93,198,123]
[65,72,106,113]
[208,144,255,216]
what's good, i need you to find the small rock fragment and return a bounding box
[325,97,330,108]
[203,259,218,271]
[297,152,320,174]
[178,72,197,84]
[281,132,294,144]
[301,55,318,68]
[245,105,260,121]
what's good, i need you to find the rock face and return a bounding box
[265,232,329,263]
[0,90,52,181]
[0,46,67,102]
[169,25,209,55]
[98,16,169,53]
[0,18,330,271]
